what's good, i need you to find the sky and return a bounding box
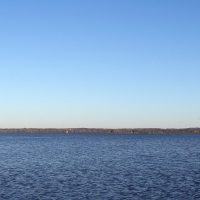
[0,0,200,128]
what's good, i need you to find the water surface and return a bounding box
[0,133,200,199]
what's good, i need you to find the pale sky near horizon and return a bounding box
[1,0,200,128]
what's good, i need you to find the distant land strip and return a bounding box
[0,128,200,134]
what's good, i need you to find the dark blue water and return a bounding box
[0,133,200,200]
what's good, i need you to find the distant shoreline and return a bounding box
[0,128,200,134]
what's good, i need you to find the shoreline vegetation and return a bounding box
[0,128,200,134]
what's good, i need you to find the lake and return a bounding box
[0,133,200,199]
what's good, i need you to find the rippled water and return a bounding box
[0,133,200,199]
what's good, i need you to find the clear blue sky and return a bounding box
[1,0,200,128]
